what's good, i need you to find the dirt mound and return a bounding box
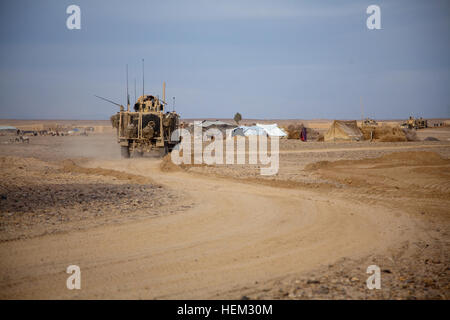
[0,156,51,169]
[160,151,210,171]
[379,134,407,142]
[160,154,182,172]
[306,151,449,170]
[61,159,153,184]
[284,124,303,139]
[404,129,419,141]
[361,126,410,142]
[284,123,321,141]
[375,151,449,167]
[305,160,332,170]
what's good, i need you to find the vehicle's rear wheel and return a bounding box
[120,146,130,158]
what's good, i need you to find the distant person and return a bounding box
[300,127,307,142]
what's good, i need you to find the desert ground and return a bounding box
[0,119,449,299]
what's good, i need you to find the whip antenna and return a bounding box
[126,64,130,111]
[142,58,145,98]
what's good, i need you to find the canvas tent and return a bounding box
[231,126,266,137]
[200,120,234,128]
[0,126,17,131]
[198,120,236,139]
[256,123,287,137]
[324,120,364,142]
[231,123,287,137]
[0,126,18,135]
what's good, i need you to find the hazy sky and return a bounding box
[0,0,449,120]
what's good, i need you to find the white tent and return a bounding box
[201,120,235,128]
[0,126,17,130]
[231,126,266,137]
[256,123,287,137]
[231,124,287,137]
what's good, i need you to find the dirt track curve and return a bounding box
[0,157,419,299]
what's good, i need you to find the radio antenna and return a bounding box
[142,58,145,98]
[360,96,364,125]
[126,64,130,111]
[94,95,122,108]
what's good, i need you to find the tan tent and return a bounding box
[324,120,363,142]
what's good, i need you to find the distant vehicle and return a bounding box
[362,118,378,127]
[401,116,428,129]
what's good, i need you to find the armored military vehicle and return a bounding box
[401,116,428,130]
[362,118,378,127]
[98,81,180,158]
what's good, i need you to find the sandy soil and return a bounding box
[0,124,449,299]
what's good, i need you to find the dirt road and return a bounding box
[1,129,448,299]
[0,157,418,299]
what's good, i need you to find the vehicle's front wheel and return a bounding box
[120,146,130,158]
